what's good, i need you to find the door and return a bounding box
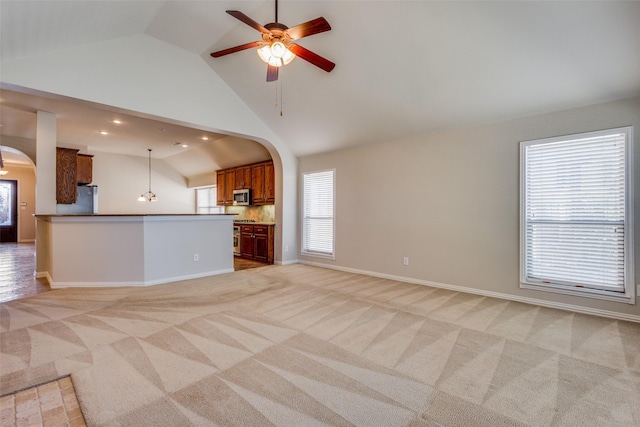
[241,228,255,259]
[0,180,18,242]
[264,161,275,204]
[254,233,268,263]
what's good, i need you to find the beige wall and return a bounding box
[299,96,640,319]
[2,165,36,242]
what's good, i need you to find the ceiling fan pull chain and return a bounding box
[280,73,284,116]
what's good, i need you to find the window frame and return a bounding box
[195,186,224,214]
[519,126,635,304]
[301,168,336,260]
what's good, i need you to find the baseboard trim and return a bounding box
[35,271,52,285]
[298,261,640,323]
[276,259,300,266]
[46,268,235,289]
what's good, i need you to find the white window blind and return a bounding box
[302,170,335,258]
[520,127,633,299]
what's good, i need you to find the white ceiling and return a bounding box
[1,1,639,171]
[0,89,271,177]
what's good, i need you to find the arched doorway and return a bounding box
[0,146,46,302]
[0,147,36,243]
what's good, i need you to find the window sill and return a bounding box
[520,281,635,305]
[301,251,335,261]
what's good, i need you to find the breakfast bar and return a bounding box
[34,214,236,288]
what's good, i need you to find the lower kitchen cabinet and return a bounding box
[239,224,274,264]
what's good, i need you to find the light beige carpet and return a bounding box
[1,264,639,426]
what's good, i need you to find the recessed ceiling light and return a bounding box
[181,143,189,148]
[111,119,122,124]
[201,136,209,141]
[99,131,108,135]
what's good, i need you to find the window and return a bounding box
[196,187,224,214]
[302,169,335,259]
[520,127,634,303]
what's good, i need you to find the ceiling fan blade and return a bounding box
[286,17,331,40]
[267,65,279,82]
[226,10,269,34]
[211,41,262,58]
[288,44,335,73]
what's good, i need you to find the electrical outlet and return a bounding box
[403,257,409,266]
[285,245,289,252]
[193,253,199,262]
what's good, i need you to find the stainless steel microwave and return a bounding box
[233,189,251,206]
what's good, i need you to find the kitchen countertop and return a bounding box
[234,221,276,225]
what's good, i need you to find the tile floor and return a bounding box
[0,377,86,427]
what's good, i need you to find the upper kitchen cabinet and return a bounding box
[216,170,225,205]
[251,160,275,205]
[216,159,275,206]
[224,170,235,205]
[251,162,265,204]
[76,154,93,185]
[57,148,96,204]
[56,147,79,204]
[264,161,275,204]
[234,166,251,190]
[216,168,243,206]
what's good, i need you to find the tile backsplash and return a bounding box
[226,205,275,223]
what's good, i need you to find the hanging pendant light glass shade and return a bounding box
[257,41,295,67]
[138,149,158,202]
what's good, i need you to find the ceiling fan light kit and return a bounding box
[210,0,334,82]
[257,42,295,67]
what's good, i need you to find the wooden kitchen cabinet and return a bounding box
[264,161,275,204]
[216,169,237,206]
[76,154,93,185]
[216,159,275,206]
[240,225,255,258]
[251,162,265,204]
[234,166,251,189]
[253,225,274,263]
[216,170,225,205]
[56,147,79,204]
[224,170,235,205]
[251,160,274,205]
[239,224,274,264]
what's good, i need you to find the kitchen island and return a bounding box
[35,214,236,288]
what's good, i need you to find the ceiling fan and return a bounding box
[210,0,335,82]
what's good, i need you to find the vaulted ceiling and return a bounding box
[1,1,639,177]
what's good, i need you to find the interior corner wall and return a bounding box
[298,95,640,319]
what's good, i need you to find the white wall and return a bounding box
[92,151,194,214]
[299,96,640,320]
[1,33,298,263]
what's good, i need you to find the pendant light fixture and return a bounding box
[137,149,157,202]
